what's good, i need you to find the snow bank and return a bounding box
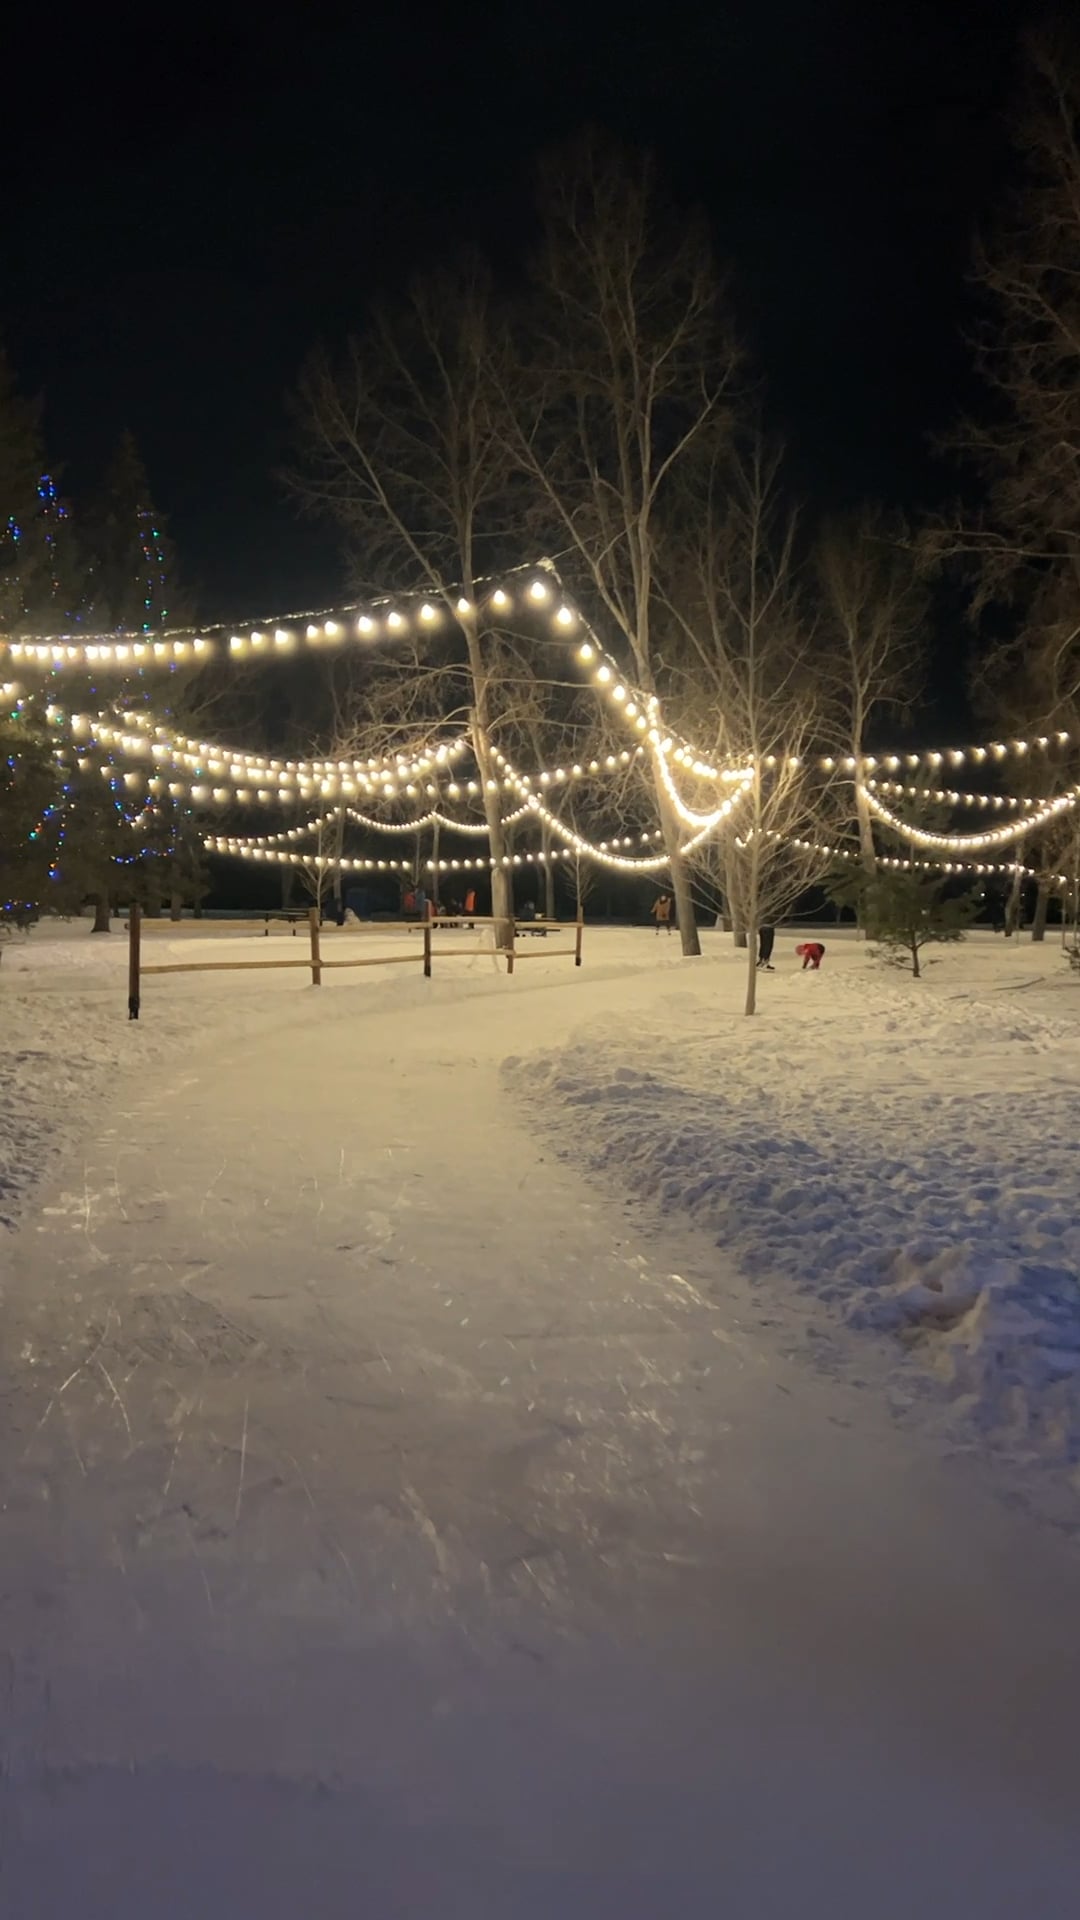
[506,954,1080,1478]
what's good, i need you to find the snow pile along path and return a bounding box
[507,958,1080,1497]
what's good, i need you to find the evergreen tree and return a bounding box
[14,472,92,631]
[0,698,63,929]
[0,345,45,625]
[85,431,179,632]
[829,863,978,979]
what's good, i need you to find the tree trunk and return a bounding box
[854,787,876,938]
[723,851,748,945]
[1004,860,1024,937]
[655,784,700,956]
[542,824,556,920]
[1031,878,1051,942]
[744,924,758,1015]
[331,806,345,921]
[170,891,183,923]
[464,616,513,950]
[911,935,921,980]
[281,867,295,912]
[91,891,111,934]
[855,786,877,878]
[466,718,511,948]
[431,818,440,908]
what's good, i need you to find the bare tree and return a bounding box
[664,436,837,1013]
[815,505,927,877]
[290,259,520,948]
[971,607,1080,938]
[930,26,1080,648]
[500,133,742,956]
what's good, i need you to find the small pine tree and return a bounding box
[830,863,978,978]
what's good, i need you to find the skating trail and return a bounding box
[3,950,1080,1916]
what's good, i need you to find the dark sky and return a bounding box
[5,0,1032,625]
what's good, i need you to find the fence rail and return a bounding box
[127,906,583,1019]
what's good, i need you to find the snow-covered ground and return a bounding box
[509,929,1080,1523]
[3,915,1080,1914]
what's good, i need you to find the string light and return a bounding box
[865,778,1046,813]
[80,711,471,791]
[858,783,1078,853]
[4,637,211,668]
[206,837,413,873]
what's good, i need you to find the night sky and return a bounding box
[6,0,1031,628]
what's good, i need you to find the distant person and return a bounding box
[414,884,427,922]
[986,886,1006,934]
[757,924,775,971]
[795,940,825,971]
[651,893,673,936]
[464,886,477,929]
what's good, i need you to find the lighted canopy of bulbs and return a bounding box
[12,557,1080,883]
[576,634,1080,866]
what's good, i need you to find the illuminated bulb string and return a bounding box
[865,779,1046,813]
[858,783,1078,853]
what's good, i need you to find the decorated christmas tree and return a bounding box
[85,431,179,633]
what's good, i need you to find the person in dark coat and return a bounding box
[757,925,776,970]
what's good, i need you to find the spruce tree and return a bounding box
[85,431,179,632]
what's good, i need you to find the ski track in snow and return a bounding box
[508,962,1080,1501]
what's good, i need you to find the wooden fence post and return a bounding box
[127,902,141,1021]
[423,919,432,979]
[506,918,515,977]
[575,907,584,967]
[309,906,322,986]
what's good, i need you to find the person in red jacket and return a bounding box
[795,941,825,970]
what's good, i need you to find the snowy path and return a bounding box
[3,950,1080,1914]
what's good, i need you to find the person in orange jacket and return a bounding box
[650,893,673,936]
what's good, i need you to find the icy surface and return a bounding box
[2,919,1080,1913]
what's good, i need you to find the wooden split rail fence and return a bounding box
[127,906,584,1019]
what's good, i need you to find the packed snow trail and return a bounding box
[3,951,1080,1915]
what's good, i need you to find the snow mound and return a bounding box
[507,968,1080,1477]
